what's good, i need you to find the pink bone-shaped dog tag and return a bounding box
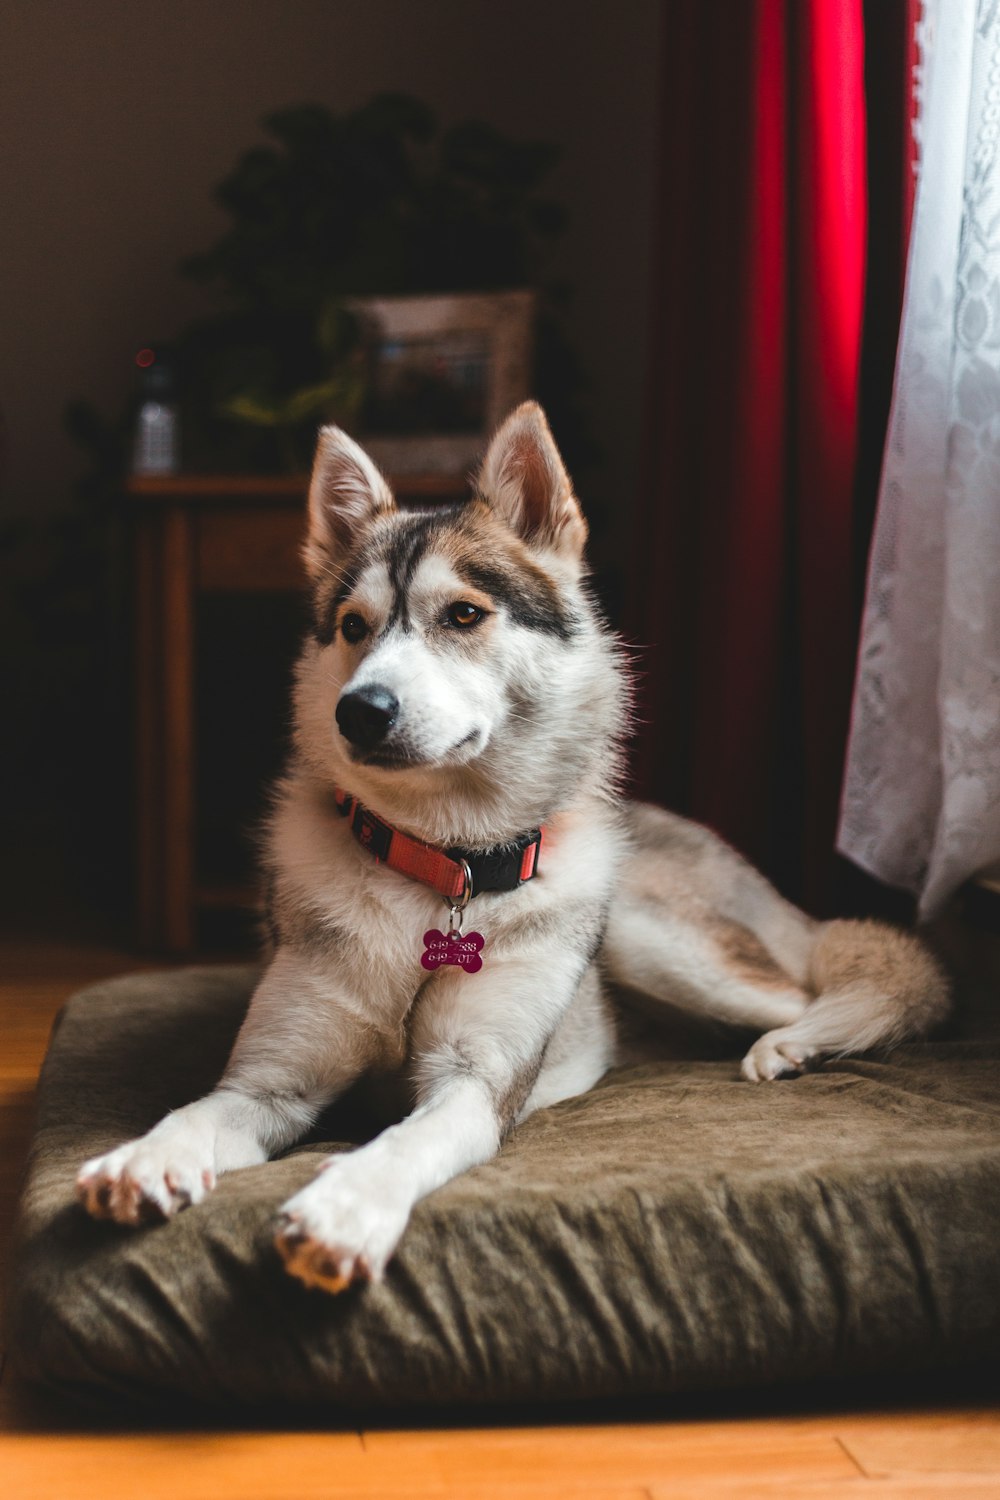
[421,929,485,973]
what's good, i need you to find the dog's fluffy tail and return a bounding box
[740,918,951,1081]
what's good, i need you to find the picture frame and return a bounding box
[346,289,535,476]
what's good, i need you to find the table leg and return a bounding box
[135,512,164,949]
[161,508,195,952]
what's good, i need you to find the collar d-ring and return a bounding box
[444,858,473,935]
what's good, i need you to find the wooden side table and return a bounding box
[130,472,467,952]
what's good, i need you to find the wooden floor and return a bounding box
[1,939,998,1499]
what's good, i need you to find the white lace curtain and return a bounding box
[838,0,1000,918]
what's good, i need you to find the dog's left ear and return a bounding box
[303,425,395,580]
[477,402,587,558]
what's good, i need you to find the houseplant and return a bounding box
[68,93,581,477]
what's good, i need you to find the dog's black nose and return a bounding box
[335,685,399,751]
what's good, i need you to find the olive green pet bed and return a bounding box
[8,966,1000,1411]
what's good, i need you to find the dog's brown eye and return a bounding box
[447,601,483,629]
[341,613,368,644]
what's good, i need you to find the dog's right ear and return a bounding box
[476,401,587,559]
[303,426,395,580]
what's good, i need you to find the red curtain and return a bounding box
[629,0,869,909]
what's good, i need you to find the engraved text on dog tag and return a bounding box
[421,929,485,973]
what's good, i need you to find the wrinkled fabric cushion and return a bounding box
[8,966,1000,1410]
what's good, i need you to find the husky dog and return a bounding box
[77,403,949,1292]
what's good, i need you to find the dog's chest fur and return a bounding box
[265,777,625,1044]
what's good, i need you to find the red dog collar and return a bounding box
[334,789,543,902]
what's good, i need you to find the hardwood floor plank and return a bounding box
[360,1422,859,1489]
[0,941,147,984]
[838,1410,1000,1476]
[0,983,74,1082]
[2,1431,368,1500]
[648,1481,1000,1499]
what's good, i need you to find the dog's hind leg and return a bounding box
[603,900,811,1034]
[605,804,950,1078]
[740,919,950,1081]
[604,802,817,1034]
[603,891,949,1080]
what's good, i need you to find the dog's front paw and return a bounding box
[76,1134,216,1225]
[275,1157,411,1294]
[741,1029,818,1082]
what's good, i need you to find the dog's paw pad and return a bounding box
[741,1032,817,1083]
[274,1167,408,1295]
[76,1139,215,1225]
[274,1216,376,1294]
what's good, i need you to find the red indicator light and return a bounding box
[135,347,156,369]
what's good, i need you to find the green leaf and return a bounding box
[220,395,285,427]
